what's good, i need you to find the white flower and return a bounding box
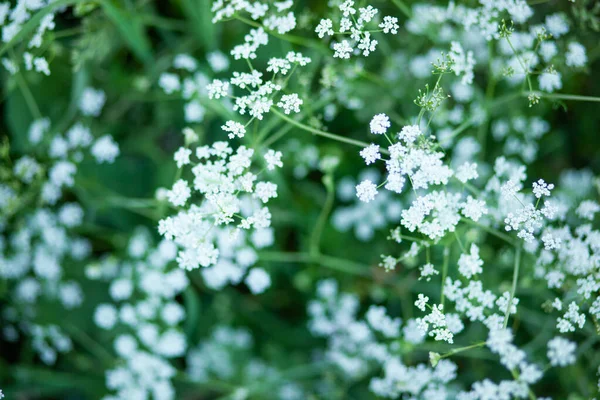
[245,268,271,294]
[356,180,378,203]
[167,179,191,207]
[159,73,181,94]
[207,79,230,99]
[456,162,478,183]
[379,16,399,34]
[173,53,197,71]
[449,41,475,85]
[461,196,488,222]
[369,113,390,135]
[458,244,483,279]
[566,42,587,67]
[315,19,334,38]
[398,125,421,143]
[91,135,119,164]
[264,149,283,170]
[79,87,106,116]
[332,40,353,59]
[254,182,278,203]
[207,50,230,72]
[547,337,576,366]
[359,144,381,165]
[94,304,117,329]
[222,120,246,139]
[174,147,191,168]
[532,179,554,198]
[185,101,205,122]
[415,293,429,311]
[501,179,520,198]
[277,93,303,114]
[539,72,562,93]
[545,13,569,38]
[420,263,439,281]
[576,200,600,220]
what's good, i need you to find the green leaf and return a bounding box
[101,1,153,65]
[183,286,202,341]
[180,0,216,51]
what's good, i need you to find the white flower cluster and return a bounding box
[308,279,458,398]
[158,140,279,293]
[315,1,399,58]
[1,117,119,364]
[88,231,188,400]
[1,1,57,75]
[212,0,297,34]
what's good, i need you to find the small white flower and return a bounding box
[547,336,576,366]
[207,79,230,99]
[174,147,191,168]
[359,144,381,165]
[91,135,119,164]
[167,179,191,207]
[398,125,421,143]
[222,120,246,139]
[332,40,353,59]
[532,179,554,198]
[315,19,334,38]
[370,113,390,135]
[79,87,106,116]
[356,179,378,202]
[379,16,399,34]
[159,73,181,94]
[277,93,303,114]
[245,268,271,294]
[415,293,429,311]
[94,304,117,330]
[264,149,283,170]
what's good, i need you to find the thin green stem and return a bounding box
[454,231,466,253]
[439,341,486,360]
[440,246,450,306]
[258,251,371,277]
[525,91,600,103]
[271,108,385,153]
[461,218,516,246]
[503,244,522,329]
[310,175,335,257]
[12,63,43,120]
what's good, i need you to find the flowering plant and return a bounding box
[2,0,600,399]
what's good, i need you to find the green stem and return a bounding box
[503,244,522,329]
[309,175,335,257]
[258,251,371,277]
[13,62,43,120]
[461,218,516,246]
[440,246,450,306]
[439,341,486,360]
[525,91,600,103]
[271,108,383,153]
